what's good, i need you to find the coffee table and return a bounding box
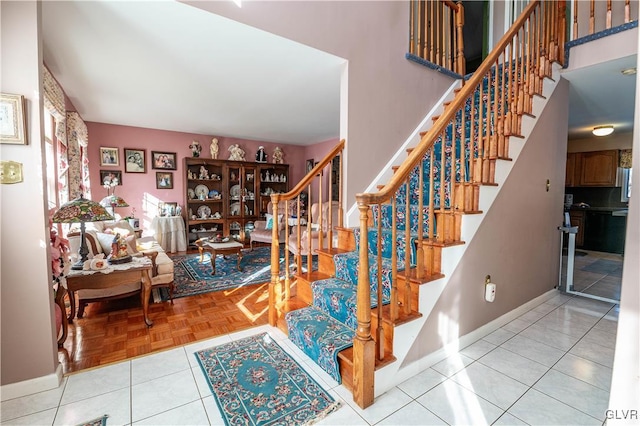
[195,239,244,275]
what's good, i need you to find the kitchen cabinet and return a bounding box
[579,150,618,186]
[568,210,585,247]
[583,210,626,254]
[565,152,580,187]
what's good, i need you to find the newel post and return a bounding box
[268,196,281,327]
[352,201,375,408]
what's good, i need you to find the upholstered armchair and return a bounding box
[288,201,339,257]
[250,202,288,250]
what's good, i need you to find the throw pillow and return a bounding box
[96,232,117,255]
[125,235,139,255]
[265,214,274,230]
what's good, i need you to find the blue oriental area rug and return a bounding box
[195,333,340,426]
[161,247,316,300]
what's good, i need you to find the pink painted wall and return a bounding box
[87,122,308,229]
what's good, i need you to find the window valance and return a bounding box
[43,66,67,142]
[66,112,88,147]
[619,149,632,169]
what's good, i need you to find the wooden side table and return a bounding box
[66,262,154,326]
[195,239,243,275]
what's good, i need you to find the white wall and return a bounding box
[1,1,61,394]
[182,1,455,209]
[607,32,640,424]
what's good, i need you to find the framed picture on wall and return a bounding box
[305,159,314,174]
[100,147,119,166]
[100,170,122,186]
[151,151,177,170]
[156,171,173,189]
[0,93,27,145]
[124,148,146,173]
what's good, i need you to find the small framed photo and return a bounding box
[0,93,27,145]
[156,171,173,189]
[100,170,122,186]
[124,148,146,173]
[160,202,178,217]
[152,151,177,170]
[100,147,119,166]
[305,159,314,174]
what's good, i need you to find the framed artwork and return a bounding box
[159,202,178,217]
[151,151,177,170]
[124,148,146,173]
[156,171,173,189]
[0,93,27,145]
[305,158,314,174]
[100,147,119,166]
[99,170,122,186]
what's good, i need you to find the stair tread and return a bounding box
[337,347,397,370]
[399,268,445,284]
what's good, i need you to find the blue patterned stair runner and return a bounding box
[286,69,512,383]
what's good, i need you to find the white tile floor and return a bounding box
[1,291,617,426]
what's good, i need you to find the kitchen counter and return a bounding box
[569,206,628,213]
[566,206,627,254]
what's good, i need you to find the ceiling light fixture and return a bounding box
[592,125,614,137]
[621,67,637,76]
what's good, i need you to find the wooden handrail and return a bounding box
[359,0,546,207]
[268,139,345,326]
[350,0,566,409]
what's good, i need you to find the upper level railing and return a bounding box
[267,140,345,326]
[571,0,636,40]
[409,0,466,76]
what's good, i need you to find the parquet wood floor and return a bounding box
[58,279,270,375]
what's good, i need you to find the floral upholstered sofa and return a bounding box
[67,219,174,317]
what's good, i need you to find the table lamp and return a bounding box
[52,195,114,270]
[100,195,129,217]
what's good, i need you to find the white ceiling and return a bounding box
[562,55,637,140]
[41,1,345,146]
[42,1,636,146]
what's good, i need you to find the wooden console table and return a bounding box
[66,262,154,326]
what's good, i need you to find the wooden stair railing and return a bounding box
[410,0,466,76]
[572,0,635,40]
[267,140,345,326]
[352,0,566,409]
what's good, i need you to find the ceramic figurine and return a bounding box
[228,144,246,161]
[256,146,267,163]
[272,146,284,164]
[199,165,209,180]
[210,138,219,159]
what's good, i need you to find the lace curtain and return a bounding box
[66,112,91,199]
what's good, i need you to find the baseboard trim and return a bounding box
[375,288,559,395]
[0,363,63,401]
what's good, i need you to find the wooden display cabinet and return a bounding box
[184,158,225,246]
[258,164,289,217]
[226,162,258,243]
[184,158,289,247]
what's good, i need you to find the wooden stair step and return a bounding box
[399,268,445,284]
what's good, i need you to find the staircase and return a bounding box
[268,0,567,409]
